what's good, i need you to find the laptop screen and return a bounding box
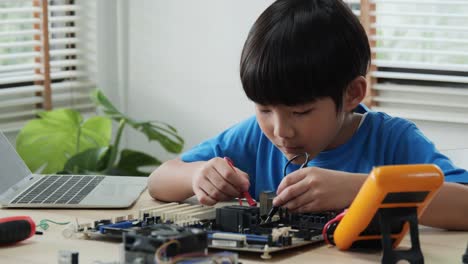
[0,132,32,194]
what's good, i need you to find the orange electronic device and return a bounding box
[330,164,444,264]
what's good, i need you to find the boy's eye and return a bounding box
[259,109,271,113]
[293,109,311,115]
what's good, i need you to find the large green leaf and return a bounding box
[111,149,161,176]
[136,122,184,153]
[63,147,111,174]
[90,90,125,121]
[92,90,184,153]
[16,109,112,174]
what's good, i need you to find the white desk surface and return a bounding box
[0,191,467,264]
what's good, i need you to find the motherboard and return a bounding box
[63,193,338,263]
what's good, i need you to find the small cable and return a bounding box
[282,152,310,177]
[322,209,347,246]
[36,219,70,231]
[154,239,181,264]
[264,152,310,224]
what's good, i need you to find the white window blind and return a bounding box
[0,0,96,132]
[361,0,468,124]
[345,0,361,17]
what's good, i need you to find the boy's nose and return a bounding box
[273,119,294,139]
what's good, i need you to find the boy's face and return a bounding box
[255,98,345,162]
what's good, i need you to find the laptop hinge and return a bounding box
[0,174,38,204]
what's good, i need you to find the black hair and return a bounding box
[240,0,371,109]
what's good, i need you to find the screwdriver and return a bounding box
[0,216,37,245]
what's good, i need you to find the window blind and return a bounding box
[360,0,468,124]
[345,0,361,17]
[0,0,96,133]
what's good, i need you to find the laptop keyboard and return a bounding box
[10,175,105,205]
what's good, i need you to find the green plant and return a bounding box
[16,90,184,176]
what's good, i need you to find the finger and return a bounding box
[276,170,307,195]
[281,189,315,212]
[273,180,310,207]
[193,187,217,206]
[206,168,242,197]
[199,171,231,201]
[292,200,322,213]
[215,160,250,192]
[235,168,250,191]
[235,168,250,180]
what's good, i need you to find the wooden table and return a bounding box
[1,191,466,264]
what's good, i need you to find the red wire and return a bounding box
[224,157,257,207]
[242,191,257,207]
[323,209,347,245]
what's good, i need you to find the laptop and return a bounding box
[0,131,147,208]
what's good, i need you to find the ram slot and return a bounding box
[186,208,216,221]
[160,204,194,222]
[138,203,178,219]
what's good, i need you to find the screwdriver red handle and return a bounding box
[0,216,36,245]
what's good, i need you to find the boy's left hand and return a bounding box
[273,167,367,212]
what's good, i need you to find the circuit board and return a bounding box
[63,200,337,260]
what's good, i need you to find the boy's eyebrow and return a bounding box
[256,100,319,107]
[290,101,318,108]
[296,102,317,107]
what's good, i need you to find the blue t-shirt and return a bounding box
[181,106,468,198]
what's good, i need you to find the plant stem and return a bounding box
[76,127,82,154]
[106,118,126,170]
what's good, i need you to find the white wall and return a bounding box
[98,0,468,164]
[96,0,126,113]
[125,0,274,161]
[413,121,468,151]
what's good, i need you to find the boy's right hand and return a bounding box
[192,157,250,206]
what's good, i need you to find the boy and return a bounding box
[148,0,468,230]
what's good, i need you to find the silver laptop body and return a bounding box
[0,131,147,208]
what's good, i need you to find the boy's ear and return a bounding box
[343,76,367,112]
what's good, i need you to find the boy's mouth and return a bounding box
[280,145,303,154]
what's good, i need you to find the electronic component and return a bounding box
[66,202,328,258]
[0,216,36,245]
[288,212,335,229]
[123,224,207,264]
[287,211,337,240]
[172,251,239,264]
[209,232,248,248]
[332,164,444,264]
[463,242,468,264]
[58,250,79,264]
[215,205,260,233]
[259,191,275,217]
